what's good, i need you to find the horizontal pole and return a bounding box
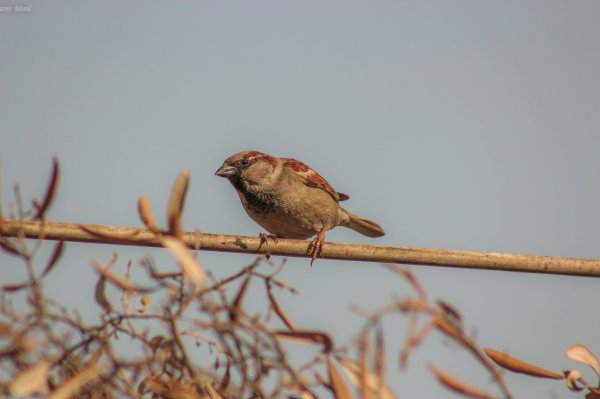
[1,220,599,277]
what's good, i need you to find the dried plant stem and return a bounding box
[2,220,599,277]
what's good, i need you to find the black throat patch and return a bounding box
[243,191,275,214]
[230,177,277,214]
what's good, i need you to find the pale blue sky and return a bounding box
[2,1,600,397]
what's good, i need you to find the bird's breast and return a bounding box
[235,183,343,239]
[238,188,278,215]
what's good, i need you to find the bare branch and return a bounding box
[1,219,600,277]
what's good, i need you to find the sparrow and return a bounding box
[215,150,385,264]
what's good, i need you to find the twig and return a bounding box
[2,219,600,277]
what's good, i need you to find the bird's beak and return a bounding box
[215,164,237,177]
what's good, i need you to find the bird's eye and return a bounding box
[240,158,250,167]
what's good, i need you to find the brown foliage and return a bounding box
[1,159,598,399]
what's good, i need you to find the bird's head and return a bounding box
[215,150,278,189]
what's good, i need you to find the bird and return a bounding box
[215,150,384,264]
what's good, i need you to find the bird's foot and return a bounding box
[258,233,279,258]
[308,230,326,266]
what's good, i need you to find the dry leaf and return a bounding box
[0,239,21,256]
[437,299,462,326]
[374,325,386,391]
[380,264,427,300]
[586,391,600,399]
[274,331,333,353]
[167,169,190,238]
[2,242,62,291]
[49,363,105,399]
[230,275,252,321]
[92,261,146,292]
[220,357,231,390]
[162,236,204,287]
[336,355,397,399]
[289,387,317,399]
[2,282,29,292]
[484,348,563,379]
[564,369,585,392]
[9,359,51,397]
[94,275,112,313]
[40,241,64,279]
[40,241,65,278]
[139,376,168,396]
[0,323,14,337]
[429,365,494,399]
[204,383,225,399]
[149,336,168,354]
[138,294,150,313]
[358,332,370,399]
[138,196,158,230]
[327,358,354,399]
[140,377,202,399]
[266,280,296,331]
[34,157,59,219]
[566,344,600,377]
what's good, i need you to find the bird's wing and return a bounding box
[282,158,348,202]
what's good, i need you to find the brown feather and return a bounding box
[283,158,344,202]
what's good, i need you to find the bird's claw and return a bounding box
[258,233,279,258]
[308,230,326,266]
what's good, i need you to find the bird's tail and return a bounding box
[343,210,385,238]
